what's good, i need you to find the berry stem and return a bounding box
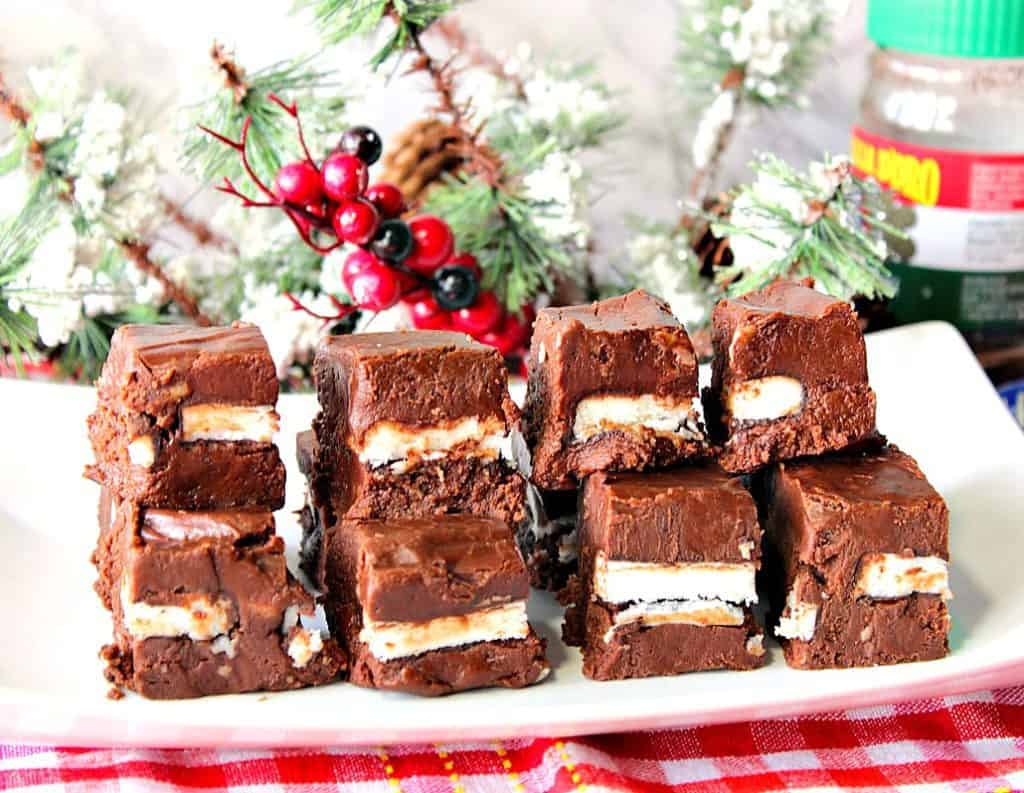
[199,116,278,202]
[283,291,357,322]
[267,92,317,169]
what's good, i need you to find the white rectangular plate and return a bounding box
[1,321,1022,747]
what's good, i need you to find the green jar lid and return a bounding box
[868,0,1024,57]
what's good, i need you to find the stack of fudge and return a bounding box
[298,332,549,696]
[87,324,341,698]
[707,281,951,669]
[525,283,951,680]
[524,290,767,679]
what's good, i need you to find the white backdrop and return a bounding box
[1,0,870,275]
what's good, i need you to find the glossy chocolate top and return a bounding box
[711,280,868,386]
[766,445,949,579]
[537,289,681,332]
[339,515,529,623]
[580,467,761,564]
[314,330,517,445]
[98,323,278,421]
[525,290,697,436]
[140,508,274,545]
[730,280,839,319]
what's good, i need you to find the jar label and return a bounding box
[851,126,1024,334]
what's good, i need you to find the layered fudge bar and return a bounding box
[93,487,343,699]
[705,279,877,473]
[518,487,579,592]
[763,445,951,669]
[524,290,706,491]
[311,331,526,526]
[325,515,549,696]
[565,468,765,680]
[87,323,285,509]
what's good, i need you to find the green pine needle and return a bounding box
[182,53,345,187]
[295,0,458,67]
[425,174,571,311]
[710,154,902,301]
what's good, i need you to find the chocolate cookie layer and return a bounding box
[706,280,877,473]
[93,488,343,699]
[524,290,706,490]
[518,487,579,592]
[762,444,951,669]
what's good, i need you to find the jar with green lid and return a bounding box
[852,0,1024,373]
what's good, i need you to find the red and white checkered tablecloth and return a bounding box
[2,686,1023,792]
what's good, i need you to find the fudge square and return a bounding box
[524,290,706,491]
[565,468,766,681]
[764,445,951,669]
[93,489,342,699]
[87,323,285,510]
[312,331,526,526]
[325,515,549,696]
[705,279,877,473]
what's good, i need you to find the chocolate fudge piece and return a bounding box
[93,487,343,699]
[87,323,285,509]
[325,515,549,696]
[518,487,579,592]
[524,290,706,491]
[705,280,877,473]
[311,331,527,528]
[763,445,951,669]
[565,468,765,680]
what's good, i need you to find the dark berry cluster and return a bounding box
[203,100,531,356]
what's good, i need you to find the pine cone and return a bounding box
[688,193,733,278]
[378,119,470,205]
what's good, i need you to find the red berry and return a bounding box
[451,290,503,336]
[404,215,454,274]
[274,161,322,205]
[479,309,532,356]
[321,153,368,203]
[342,248,380,282]
[409,294,452,330]
[332,198,379,245]
[342,252,401,311]
[401,286,432,304]
[445,252,482,280]
[365,182,406,219]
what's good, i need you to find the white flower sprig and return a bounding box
[679,0,845,199]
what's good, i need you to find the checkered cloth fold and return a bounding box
[2,686,1023,792]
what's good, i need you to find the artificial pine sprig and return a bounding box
[183,44,346,189]
[711,153,901,300]
[425,173,568,310]
[296,0,459,67]
[0,189,54,362]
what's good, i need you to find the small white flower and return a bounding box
[33,112,66,143]
[721,5,742,26]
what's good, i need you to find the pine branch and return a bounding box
[0,190,53,363]
[160,196,236,251]
[296,0,458,67]
[183,46,345,187]
[424,173,570,310]
[120,240,213,325]
[709,154,901,301]
[432,17,526,99]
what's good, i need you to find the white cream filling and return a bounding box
[359,600,530,662]
[210,634,238,658]
[776,588,819,641]
[128,436,156,467]
[181,403,279,443]
[287,629,324,668]
[726,376,804,422]
[603,598,745,642]
[746,634,765,657]
[572,394,703,443]
[593,553,758,606]
[121,579,234,641]
[854,553,952,601]
[557,528,579,564]
[356,416,510,473]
